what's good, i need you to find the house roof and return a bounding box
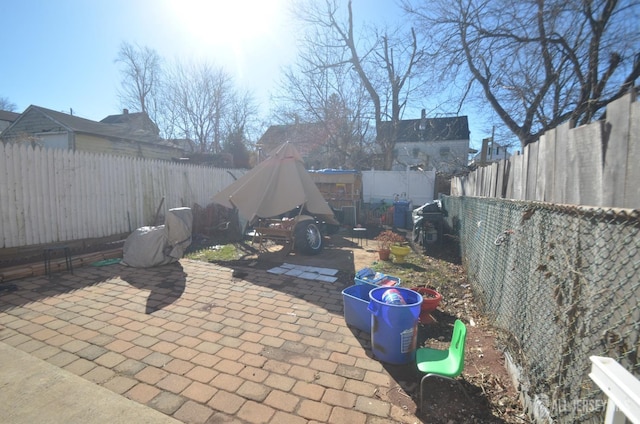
[257,122,329,156]
[0,110,20,122]
[23,105,161,144]
[101,109,160,137]
[380,115,470,143]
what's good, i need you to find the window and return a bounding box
[412,147,420,158]
[439,146,450,156]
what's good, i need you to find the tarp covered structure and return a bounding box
[213,142,337,225]
[121,207,193,268]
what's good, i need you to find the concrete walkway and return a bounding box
[0,254,420,423]
[0,343,180,424]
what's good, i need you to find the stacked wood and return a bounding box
[0,248,122,283]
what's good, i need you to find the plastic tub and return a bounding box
[342,284,374,332]
[368,286,423,364]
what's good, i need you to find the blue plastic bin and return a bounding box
[342,284,374,332]
[368,286,423,364]
[393,200,410,228]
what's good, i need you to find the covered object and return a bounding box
[121,207,193,268]
[213,142,337,225]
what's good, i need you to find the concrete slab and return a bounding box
[0,342,180,424]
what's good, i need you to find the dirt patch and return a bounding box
[194,229,529,423]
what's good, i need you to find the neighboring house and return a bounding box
[257,121,330,167]
[469,137,511,167]
[382,110,471,175]
[1,105,183,160]
[0,110,20,133]
[100,109,160,138]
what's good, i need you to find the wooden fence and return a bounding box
[452,93,640,209]
[0,143,244,249]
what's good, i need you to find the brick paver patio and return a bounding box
[0,259,420,423]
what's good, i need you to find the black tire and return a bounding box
[295,221,324,255]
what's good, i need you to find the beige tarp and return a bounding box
[213,142,337,224]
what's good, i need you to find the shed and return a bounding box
[308,170,362,225]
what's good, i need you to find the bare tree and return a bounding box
[404,0,640,148]
[0,96,17,112]
[115,42,162,117]
[273,30,374,169]
[163,61,235,153]
[296,0,427,169]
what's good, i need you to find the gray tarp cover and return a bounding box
[122,207,193,268]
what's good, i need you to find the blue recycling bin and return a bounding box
[368,286,422,364]
[393,200,410,228]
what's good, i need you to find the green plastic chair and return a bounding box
[416,319,470,412]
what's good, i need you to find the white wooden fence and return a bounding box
[362,169,436,206]
[0,143,244,249]
[452,93,640,209]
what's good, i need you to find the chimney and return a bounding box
[123,109,129,115]
[421,109,426,119]
[480,137,490,164]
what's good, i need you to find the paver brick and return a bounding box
[364,370,392,387]
[271,411,308,424]
[237,400,276,424]
[216,346,244,361]
[149,340,178,354]
[328,406,367,424]
[103,375,138,394]
[157,373,192,394]
[142,351,173,367]
[314,372,347,390]
[173,400,214,424]
[354,396,390,417]
[94,351,126,368]
[335,363,366,380]
[63,357,97,376]
[191,352,220,368]
[263,389,300,412]
[149,391,186,415]
[163,358,195,375]
[125,383,160,405]
[13,340,44,355]
[309,358,338,373]
[287,364,317,382]
[122,345,152,360]
[213,358,245,374]
[237,380,271,402]
[83,365,115,384]
[291,381,325,401]
[172,346,199,360]
[208,390,245,415]
[297,399,332,422]
[238,365,269,383]
[31,345,61,360]
[264,373,296,391]
[136,366,168,384]
[47,351,78,367]
[133,334,159,348]
[210,373,244,391]
[181,381,217,403]
[60,339,91,353]
[322,388,356,408]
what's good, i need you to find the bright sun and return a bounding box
[167,0,285,48]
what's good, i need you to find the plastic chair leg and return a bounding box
[419,373,471,413]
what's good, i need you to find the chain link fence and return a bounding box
[441,196,640,423]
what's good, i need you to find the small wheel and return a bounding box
[295,221,324,255]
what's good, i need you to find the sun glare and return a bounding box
[167,0,285,48]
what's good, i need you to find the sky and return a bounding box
[0,0,484,148]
